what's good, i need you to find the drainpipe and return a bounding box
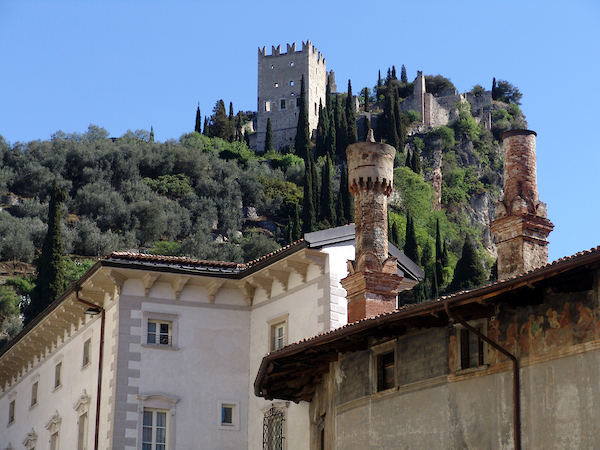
[444,302,521,450]
[75,285,105,450]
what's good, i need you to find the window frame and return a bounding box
[142,312,180,350]
[268,315,288,352]
[8,399,15,425]
[371,339,397,393]
[82,338,91,369]
[142,408,169,450]
[54,362,62,390]
[217,400,240,431]
[280,99,286,110]
[136,393,180,450]
[453,320,489,372]
[31,381,38,408]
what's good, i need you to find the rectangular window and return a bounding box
[55,362,62,389]
[143,409,168,450]
[218,401,239,430]
[280,99,286,110]
[221,405,233,426]
[31,381,38,407]
[263,406,285,450]
[78,412,88,450]
[264,101,271,112]
[460,327,485,369]
[148,321,171,346]
[377,352,395,392]
[8,399,15,424]
[271,322,286,351]
[83,338,91,367]
[295,98,300,108]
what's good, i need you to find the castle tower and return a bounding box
[490,130,554,279]
[341,130,404,322]
[256,41,329,151]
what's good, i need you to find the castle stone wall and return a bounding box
[255,41,327,151]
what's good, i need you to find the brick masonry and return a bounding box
[342,133,404,322]
[490,130,554,279]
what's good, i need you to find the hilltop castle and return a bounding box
[253,41,335,152]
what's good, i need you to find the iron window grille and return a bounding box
[263,406,285,450]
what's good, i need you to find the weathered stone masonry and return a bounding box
[490,129,554,279]
[341,131,404,322]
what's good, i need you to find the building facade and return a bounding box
[0,226,422,450]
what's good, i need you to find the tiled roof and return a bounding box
[106,239,307,273]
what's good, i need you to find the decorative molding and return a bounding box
[141,273,160,297]
[171,276,191,301]
[283,260,310,282]
[206,279,224,303]
[236,281,255,306]
[103,268,127,294]
[250,276,273,299]
[22,428,37,450]
[45,410,62,434]
[73,389,91,415]
[266,269,291,291]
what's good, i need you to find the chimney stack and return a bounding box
[490,130,554,279]
[341,130,404,322]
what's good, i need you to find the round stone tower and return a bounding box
[341,130,404,323]
[490,130,554,279]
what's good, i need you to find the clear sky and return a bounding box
[1,0,598,262]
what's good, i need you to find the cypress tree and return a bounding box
[295,75,311,159]
[195,104,202,133]
[292,204,302,241]
[315,100,328,158]
[448,238,488,292]
[404,213,419,265]
[401,64,408,83]
[235,112,243,142]
[325,109,336,159]
[405,149,411,168]
[386,89,399,150]
[435,219,444,288]
[346,80,358,145]
[394,92,406,152]
[391,65,397,80]
[149,126,154,143]
[492,77,498,100]
[203,116,209,136]
[391,221,402,248]
[302,155,315,234]
[411,144,422,174]
[311,153,319,223]
[337,163,349,226]
[228,102,235,142]
[24,181,67,325]
[265,117,273,153]
[342,163,354,224]
[319,155,336,226]
[442,241,449,268]
[362,87,370,113]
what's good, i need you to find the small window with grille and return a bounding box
[263,406,285,450]
[148,320,171,346]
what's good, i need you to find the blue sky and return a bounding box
[1,0,598,262]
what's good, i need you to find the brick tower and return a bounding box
[341,130,404,322]
[490,130,554,279]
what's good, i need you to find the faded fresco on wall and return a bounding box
[450,290,599,372]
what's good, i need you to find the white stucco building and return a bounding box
[0,225,422,450]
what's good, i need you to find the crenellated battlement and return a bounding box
[258,40,325,63]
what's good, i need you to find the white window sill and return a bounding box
[53,384,62,393]
[141,344,179,351]
[29,402,38,412]
[81,361,91,372]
